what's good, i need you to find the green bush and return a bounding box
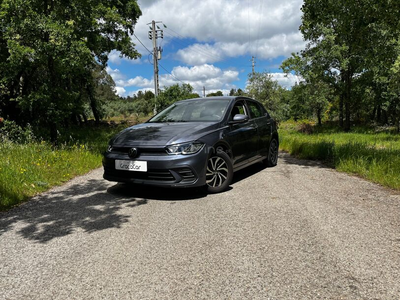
[0,119,36,143]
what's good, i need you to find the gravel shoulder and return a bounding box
[1,152,400,299]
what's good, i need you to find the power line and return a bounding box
[163,29,220,61]
[132,31,186,87]
[247,0,251,51]
[132,32,153,55]
[158,63,186,85]
[254,0,264,61]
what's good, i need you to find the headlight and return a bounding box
[107,145,113,153]
[166,142,204,155]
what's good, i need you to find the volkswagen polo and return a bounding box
[103,96,278,193]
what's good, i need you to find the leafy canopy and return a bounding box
[0,0,142,139]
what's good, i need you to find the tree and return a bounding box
[206,91,223,97]
[229,88,245,96]
[0,0,142,141]
[246,72,289,121]
[156,84,199,111]
[282,0,400,130]
[88,64,118,123]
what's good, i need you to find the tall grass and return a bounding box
[279,121,400,190]
[0,123,127,211]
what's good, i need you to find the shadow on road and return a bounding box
[0,153,297,243]
[232,163,268,184]
[0,179,147,243]
[279,152,332,169]
[107,183,208,201]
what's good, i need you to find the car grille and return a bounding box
[111,147,168,156]
[104,165,197,184]
[108,169,175,181]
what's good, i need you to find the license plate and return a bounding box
[115,160,147,172]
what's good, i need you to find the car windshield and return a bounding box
[148,99,231,123]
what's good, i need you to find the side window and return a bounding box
[247,101,263,119]
[230,101,248,120]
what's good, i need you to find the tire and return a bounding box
[206,151,233,193]
[266,138,279,167]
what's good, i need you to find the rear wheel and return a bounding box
[206,151,233,193]
[266,138,279,167]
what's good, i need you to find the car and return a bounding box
[103,96,279,193]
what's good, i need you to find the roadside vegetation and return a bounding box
[279,120,400,190]
[1,0,400,209]
[0,120,127,210]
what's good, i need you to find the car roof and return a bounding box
[179,96,256,103]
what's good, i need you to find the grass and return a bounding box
[3,118,399,210]
[0,122,128,211]
[279,120,400,190]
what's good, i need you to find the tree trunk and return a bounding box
[344,70,352,132]
[339,94,344,128]
[87,86,100,124]
[317,108,322,126]
[371,105,377,122]
[50,123,58,145]
[339,74,345,129]
[90,99,100,124]
[377,105,381,123]
[77,114,83,125]
[382,109,388,125]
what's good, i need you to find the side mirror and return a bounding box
[229,114,249,124]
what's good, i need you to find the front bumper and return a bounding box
[102,147,208,188]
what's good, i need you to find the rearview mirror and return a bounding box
[229,114,249,124]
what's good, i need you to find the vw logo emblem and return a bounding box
[128,147,138,158]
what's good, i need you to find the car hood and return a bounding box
[112,122,220,147]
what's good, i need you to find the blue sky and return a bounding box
[107,0,305,97]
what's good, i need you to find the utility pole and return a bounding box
[203,86,206,98]
[251,56,256,74]
[147,20,164,114]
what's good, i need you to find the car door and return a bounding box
[226,100,259,167]
[246,100,272,157]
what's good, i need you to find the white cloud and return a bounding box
[108,50,142,65]
[171,64,223,81]
[176,44,223,65]
[164,64,239,93]
[270,73,301,89]
[112,64,239,96]
[135,0,304,62]
[107,1,305,96]
[106,67,125,82]
[116,76,153,88]
[176,32,304,65]
[115,86,126,96]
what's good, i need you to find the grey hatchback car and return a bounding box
[103,96,278,193]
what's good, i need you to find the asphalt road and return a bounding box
[1,152,400,300]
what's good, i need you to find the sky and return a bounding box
[107,0,305,97]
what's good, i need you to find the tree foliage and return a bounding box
[0,0,141,141]
[206,91,223,97]
[282,0,400,131]
[156,84,200,112]
[246,72,290,122]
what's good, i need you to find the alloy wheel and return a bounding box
[206,156,229,188]
[268,139,278,166]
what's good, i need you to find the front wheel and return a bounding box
[266,138,279,167]
[206,151,233,193]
